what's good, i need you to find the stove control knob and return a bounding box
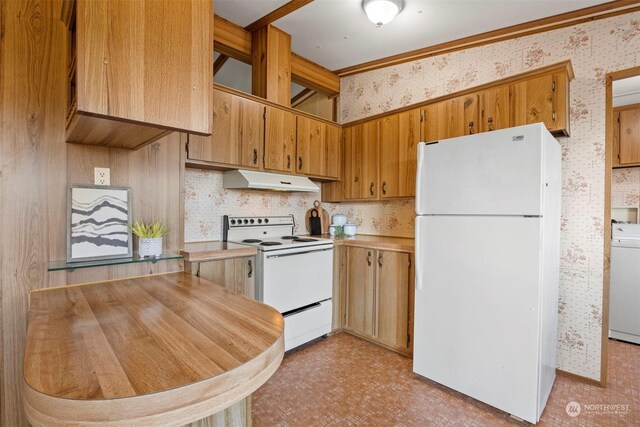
[230,219,236,225]
[264,218,269,223]
[249,219,255,224]
[257,219,262,224]
[243,219,248,224]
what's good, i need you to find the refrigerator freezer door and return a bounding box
[416,123,547,216]
[413,215,543,423]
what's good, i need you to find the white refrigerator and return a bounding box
[413,123,561,424]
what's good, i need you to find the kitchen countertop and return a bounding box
[23,272,284,427]
[326,234,414,253]
[180,241,257,262]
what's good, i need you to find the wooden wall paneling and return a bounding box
[252,25,292,107]
[62,133,185,285]
[1,0,68,425]
[75,0,213,134]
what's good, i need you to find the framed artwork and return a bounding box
[67,185,132,262]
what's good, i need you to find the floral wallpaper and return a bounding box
[338,12,640,381]
[612,167,640,213]
[184,169,415,241]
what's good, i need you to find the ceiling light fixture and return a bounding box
[362,0,403,27]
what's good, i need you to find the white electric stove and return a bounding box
[224,215,333,351]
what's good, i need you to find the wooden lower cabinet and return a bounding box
[195,256,256,298]
[343,246,413,354]
[345,247,376,337]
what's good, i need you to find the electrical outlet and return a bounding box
[94,167,110,186]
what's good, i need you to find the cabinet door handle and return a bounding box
[468,121,475,134]
[487,117,494,131]
[287,154,291,169]
[247,259,253,278]
[367,251,372,266]
[298,156,303,170]
[378,254,383,267]
[370,182,374,196]
[354,175,359,183]
[382,181,387,195]
[253,149,258,165]
[552,111,557,121]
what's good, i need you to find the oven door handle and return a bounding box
[266,247,333,259]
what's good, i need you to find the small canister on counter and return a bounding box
[343,223,357,236]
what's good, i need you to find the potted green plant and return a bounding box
[131,220,168,257]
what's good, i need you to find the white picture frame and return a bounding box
[67,185,132,262]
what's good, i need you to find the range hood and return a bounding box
[223,170,320,192]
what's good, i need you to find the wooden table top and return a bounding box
[180,241,257,262]
[23,272,284,426]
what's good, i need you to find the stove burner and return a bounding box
[242,239,262,244]
[281,236,297,240]
[261,241,283,246]
[294,237,318,242]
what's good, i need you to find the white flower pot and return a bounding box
[139,237,162,257]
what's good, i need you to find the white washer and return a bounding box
[609,224,640,344]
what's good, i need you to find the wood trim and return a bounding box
[335,1,640,76]
[213,15,340,96]
[213,83,339,126]
[343,60,574,126]
[214,15,252,63]
[244,0,314,33]
[613,102,640,112]
[557,369,605,387]
[291,88,314,106]
[214,55,229,76]
[602,65,640,387]
[291,53,340,96]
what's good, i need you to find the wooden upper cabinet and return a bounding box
[63,0,213,149]
[296,116,325,176]
[325,124,342,180]
[379,109,422,198]
[187,89,264,169]
[479,85,512,132]
[422,94,479,141]
[264,106,297,173]
[513,71,570,136]
[615,105,640,166]
[297,117,342,180]
[343,121,379,200]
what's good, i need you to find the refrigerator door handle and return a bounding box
[415,219,423,290]
[415,143,426,213]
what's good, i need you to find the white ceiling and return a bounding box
[215,0,613,71]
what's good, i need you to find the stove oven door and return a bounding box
[259,244,333,313]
